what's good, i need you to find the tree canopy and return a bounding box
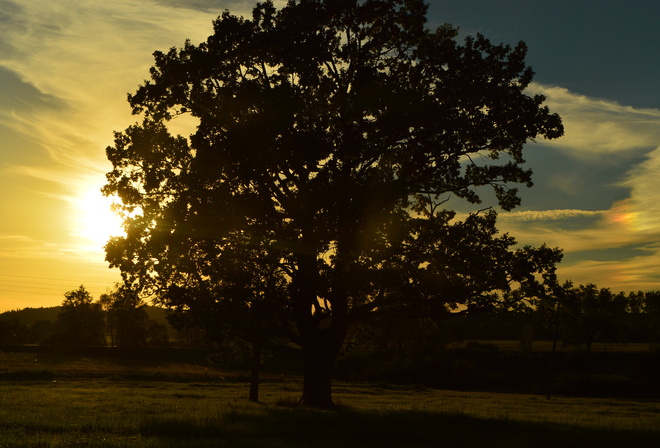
[52,285,105,346]
[104,0,563,408]
[99,284,150,347]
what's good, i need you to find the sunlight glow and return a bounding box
[72,186,124,249]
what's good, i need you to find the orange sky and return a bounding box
[1,0,660,311]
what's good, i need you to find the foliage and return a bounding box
[535,282,657,349]
[164,233,290,350]
[99,283,151,347]
[0,305,176,347]
[103,0,563,407]
[50,285,105,346]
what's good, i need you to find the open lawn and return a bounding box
[452,340,657,352]
[0,351,658,447]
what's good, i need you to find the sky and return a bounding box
[0,0,659,311]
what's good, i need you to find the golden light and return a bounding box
[71,185,124,250]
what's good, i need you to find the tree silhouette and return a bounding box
[99,284,150,347]
[52,285,105,346]
[642,291,660,345]
[104,0,563,408]
[164,232,289,402]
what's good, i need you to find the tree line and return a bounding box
[534,282,660,350]
[3,280,659,350]
[0,285,178,347]
[343,282,660,356]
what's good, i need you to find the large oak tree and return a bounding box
[104,0,563,408]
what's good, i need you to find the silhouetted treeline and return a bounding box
[534,283,660,349]
[342,285,660,353]
[3,283,660,351]
[0,285,201,347]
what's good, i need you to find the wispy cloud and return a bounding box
[152,0,284,12]
[1,1,216,158]
[0,232,68,260]
[499,85,660,291]
[557,243,660,293]
[618,147,660,233]
[500,209,605,222]
[528,84,660,157]
[0,1,278,241]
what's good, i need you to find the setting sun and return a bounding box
[72,186,124,250]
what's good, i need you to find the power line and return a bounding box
[0,273,115,288]
[0,274,119,302]
[0,278,89,289]
[0,282,68,293]
[0,288,62,297]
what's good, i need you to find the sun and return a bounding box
[72,186,125,249]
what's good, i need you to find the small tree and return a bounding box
[104,0,563,407]
[52,285,105,346]
[100,284,149,347]
[164,232,289,402]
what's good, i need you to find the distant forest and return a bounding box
[2,283,660,352]
[0,305,202,348]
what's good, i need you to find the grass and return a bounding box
[0,378,658,447]
[0,351,658,447]
[453,340,655,352]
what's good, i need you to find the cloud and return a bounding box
[500,209,604,222]
[0,66,65,114]
[499,196,660,291]
[528,83,660,157]
[151,0,281,13]
[557,242,660,293]
[0,0,222,167]
[0,0,235,267]
[493,84,660,291]
[619,146,660,233]
[502,198,660,249]
[0,233,67,260]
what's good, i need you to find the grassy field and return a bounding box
[452,340,656,352]
[0,351,658,447]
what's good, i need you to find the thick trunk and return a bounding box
[291,230,349,409]
[299,343,337,409]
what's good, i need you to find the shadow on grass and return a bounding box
[140,408,658,448]
[0,369,57,381]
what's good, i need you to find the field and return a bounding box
[0,351,658,447]
[464,340,656,352]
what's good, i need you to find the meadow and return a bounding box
[0,351,658,447]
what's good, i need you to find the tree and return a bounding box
[0,318,26,344]
[540,282,631,350]
[99,284,150,347]
[164,232,289,402]
[104,0,563,408]
[52,285,105,346]
[643,291,660,344]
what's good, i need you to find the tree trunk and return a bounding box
[299,342,337,409]
[291,237,348,409]
[249,341,261,403]
[547,301,560,400]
